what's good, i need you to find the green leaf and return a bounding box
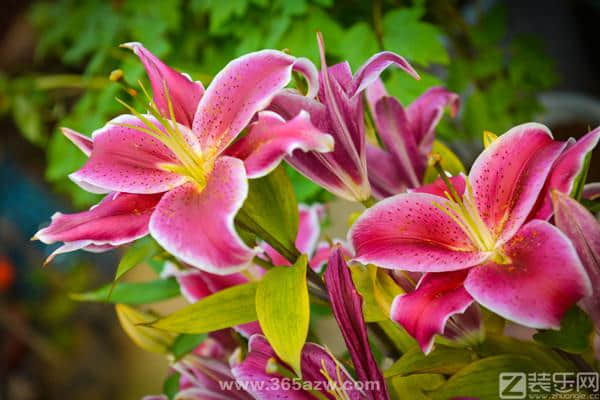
[385,70,443,105]
[388,374,446,400]
[385,345,476,378]
[339,22,379,71]
[533,306,594,354]
[115,304,176,354]
[71,278,180,305]
[163,372,180,400]
[571,151,592,201]
[378,320,418,353]
[350,264,403,322]
[256,255,310,376]
[151,282,258,333]
[430,355,540,400]
[351,265,388,322]
[382,7,448,66]
[171,333,207,360]
[114,237,161,282]
[236,165,299,262]
[278,7,344,63]
[476,334,571,372]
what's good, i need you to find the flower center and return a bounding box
[116,81,215,190]
[431,158,510,263]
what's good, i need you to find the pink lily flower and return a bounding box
[34,128,163,263]
[144,331,254,400]
[45,43,333,274]
[269,33,419,202]
[552,191,600,332]
[351,123,599,353]
[232,334,366,399]
[365,79,460,198]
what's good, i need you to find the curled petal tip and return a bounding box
[119,42,141,50]
[43,256,53,267]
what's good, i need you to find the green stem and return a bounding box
[372,0,384,50]
[33,74,108,90]
[236,210,329,300]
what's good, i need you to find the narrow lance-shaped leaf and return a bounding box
[115,304,176,354]
[150,282,258,334]
[71,278,180,305]
[255,255,309,376]
[114,237,160,281]
[236,165,299,261]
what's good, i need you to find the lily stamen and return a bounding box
[431,156,498,254]
[114,80,213,189]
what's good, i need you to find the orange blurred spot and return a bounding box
[0,256,15,291]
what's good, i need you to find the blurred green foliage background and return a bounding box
[0,0,558,206]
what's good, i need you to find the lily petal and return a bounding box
[553,191,600,329]
[412,175,467,199]
[464,220,591,329]
[123,42,204,127]
[225,110,333,179]
[296,204,324,256]
[469,123,566,244]
[149,156,257,274]
[372,96,423,187]
[61,127,93,156]
[325,246,390,399]
[351,193,487,272]
[35,192,162,258]
[232,334,361,400]
[366,144,409,199]
[390,270,473,354]
[365,78,388,114]
[192,50,318,154]
[350,52,419,97]
[530,126,600,220]
[70,115,193,194]
[407,87,460,153]
[309,240,351,273]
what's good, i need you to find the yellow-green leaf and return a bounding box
[150,282,258,333]
[430,355,540,400]
[388,373,446,400]
[256,255,310,376]
[350,265,403,322]
[115,304,176,354]
[385,345,477,378]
